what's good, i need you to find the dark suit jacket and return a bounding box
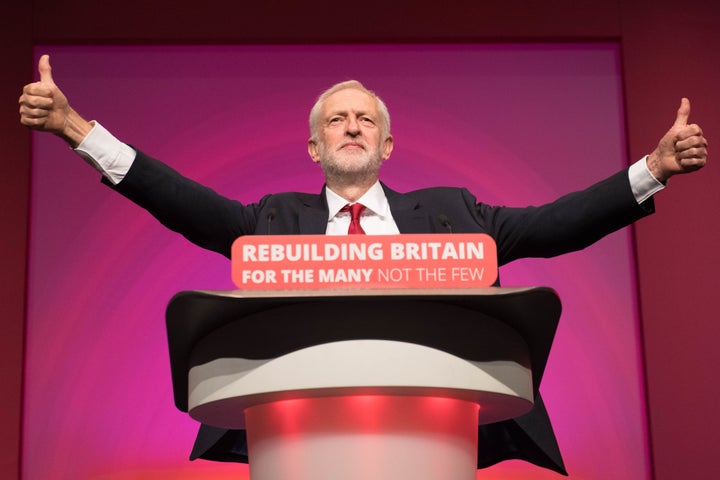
[108,150,654,475]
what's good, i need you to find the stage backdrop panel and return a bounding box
[25,44,649,480]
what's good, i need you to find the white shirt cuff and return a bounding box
[74,121,136,185]
[629,155,665,204]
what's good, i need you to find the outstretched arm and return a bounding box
[18,54,260,256]
[646,98,708,183]
[18,54,92,147]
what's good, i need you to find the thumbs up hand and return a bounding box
[19,55,91,147]
[19,55,69,132]
[647,98,708,182]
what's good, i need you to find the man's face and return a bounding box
[308,88,393,182]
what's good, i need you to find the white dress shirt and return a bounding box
[325,181,400,235]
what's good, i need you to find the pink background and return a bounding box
[6,3,720,480]
[24,45,646,479]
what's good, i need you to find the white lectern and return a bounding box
[166,287,561,480]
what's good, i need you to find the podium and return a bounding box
[166,287,561,480]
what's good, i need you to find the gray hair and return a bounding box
[308,80,391,141]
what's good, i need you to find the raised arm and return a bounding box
[18,54,92,147]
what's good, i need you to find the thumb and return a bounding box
[38,54,55,85]
[673,97,690,127]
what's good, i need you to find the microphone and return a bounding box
[266,208,277,224]
[437,214,453,233]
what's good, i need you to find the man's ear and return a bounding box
[308,138,320,163]
[381,135,394,161]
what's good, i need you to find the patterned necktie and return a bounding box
[340,203,366,234]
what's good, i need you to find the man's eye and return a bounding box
[360,117,374,124]
[329,117,342,124]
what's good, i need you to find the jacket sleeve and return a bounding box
[474,169,655,265]
[103,150,263,258]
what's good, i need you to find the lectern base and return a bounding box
[168,288,563,476]
[245,395,480,480]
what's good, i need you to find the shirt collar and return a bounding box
[325,181,390,220]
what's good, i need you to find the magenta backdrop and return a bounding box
[25,45,648,479]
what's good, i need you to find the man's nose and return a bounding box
[346,116,360,135]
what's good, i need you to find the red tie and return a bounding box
[340,203,366,234]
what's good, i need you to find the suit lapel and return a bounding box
[297,183,436,234]
[298,187,330,234]
[382,183,435,233]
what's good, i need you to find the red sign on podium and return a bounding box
[231,234,497,290]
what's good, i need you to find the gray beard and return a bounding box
[317,144,383,187]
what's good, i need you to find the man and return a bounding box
[19,54,708,474]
